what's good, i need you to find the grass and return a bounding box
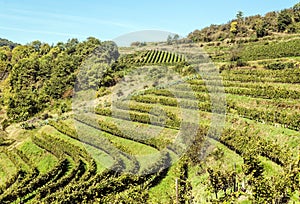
[39,125,113,173]
[188,165,212,203]
[96,114,178,148]
[208,138,244,172]
[130,90,298,157]
[73,123,137,172]
[84,145,114,173]
[18,140,58,173]
[227,94,300,112]
[148,160,179,203]
[259,156,283,177]
[0,151,17,185]
[289,191,300,204]
[74,120,163,172]
[241,117,300,158]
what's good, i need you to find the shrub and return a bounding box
[236,59,249,67]
[265,62,295,70]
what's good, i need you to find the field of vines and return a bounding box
[0,42,299,203]
[204,35,300,64]
[240,38,300,61]
[118,50,186,65]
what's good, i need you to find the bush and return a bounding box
[265,62,295,70]
[96,87,111,98]
[236,59,249,67]
[1,119,10,131]
[20,122,35,130]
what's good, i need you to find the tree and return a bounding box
[236,11,244,21]
[278,9,293,32]
[4,37,121,122]
[293,2,300,22]
[75,37,101,58]
[255,19,268,38]
[130,41,146,47]
[286,156,300,192]
[167,35,173,45]
[93,41,119,64]
[0,38,19,49]
[44,53,79,99]
[0,46,12,72]
[11,45,34,65]
[65,38,79,54]
[187,29,203,42]
[173,34,179,41]
[1,119,10,131]
[9,56,40,92]
[7,56,42,121]
[7,90,40,121]
[39,43,51,55]
[29,40,42,52]
[230,21,238,35]
[76,57,110,90]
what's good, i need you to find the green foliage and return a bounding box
[0,119,10,131]
[242,153,296,202]
[243,154,264,178]
[49,120,78,139]
[264,61,295,70]
[76,54,120,90]
[236,59,248,67]
[240,39,300,61]
[166,34,180,45]
[293,3,300,22]
[207,167,236,199]
[278,9,293,32]
[7,90,41,121]
[0,38,19,49]
[255,19,268,38]
[188,3,300,42]
[119,50,186,65]
[236,11,244,21]
[2,11,300,202]
[96,87,111,98]
[4,38,119,122]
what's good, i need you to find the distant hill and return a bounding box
[0,38,19,49]
[188,2,300,42]
[113,30,177,46]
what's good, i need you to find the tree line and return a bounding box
[0,37,119,123]
[188,2,300,42]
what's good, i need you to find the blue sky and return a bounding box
[0,0,299,44]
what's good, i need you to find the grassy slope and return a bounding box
[18,140,58,173]
[0,151,17,185]
[39,125,113,173]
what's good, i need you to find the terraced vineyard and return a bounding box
[0,41,299,203]
[239,38,300,61]
[118,50,186,65]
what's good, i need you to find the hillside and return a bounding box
[0,4,299,204]
[188,2,300,42]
